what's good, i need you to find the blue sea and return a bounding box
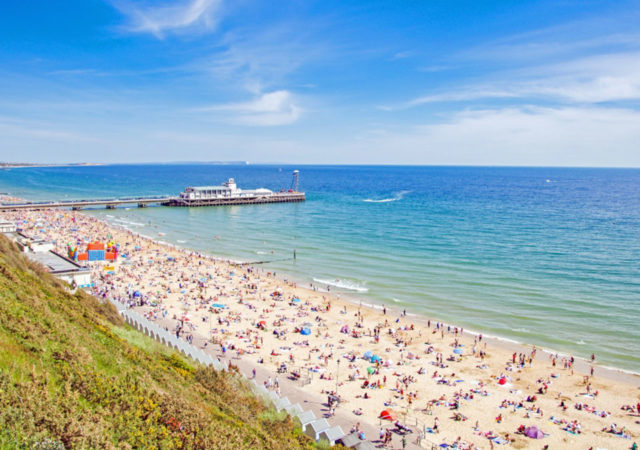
[2,164,639,372]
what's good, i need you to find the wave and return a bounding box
[363,190,411,203]
[114,218,145,227]
[256,250,268,255]
[177,240,187,243]
[510,327,530,333]
[313,278,369,293]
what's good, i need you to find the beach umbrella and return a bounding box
[363,351,373,360]
[498,377,507,385]
[367,366,375,375]
[133,291,141,297]
[379,409,397,421]
[292,298,301,303]
[300,327,311,335]
[453,348,463,355]
[525,426,545,439]
[371,355,382,363]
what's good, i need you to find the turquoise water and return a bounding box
[1,164,639,372]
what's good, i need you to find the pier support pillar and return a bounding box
[72,206,83,211]
[106,204,116,209]
[138,203,148,208]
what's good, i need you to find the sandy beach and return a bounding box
[5,206,640,449]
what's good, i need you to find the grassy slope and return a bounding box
[0,234,315,449]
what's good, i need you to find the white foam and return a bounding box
[363,190,411,203]
[359,302,384,310]
[177,240,187,243]
[314,278,369,293]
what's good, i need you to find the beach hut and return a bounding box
[296,410,317,432]
[305,418,330,441]
[337,431,361,448]
[285,403,304,416]
[318,425,345,446]
[275,397,291,411]
[379,409,397,421]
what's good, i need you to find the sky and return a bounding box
[0,0,639,166]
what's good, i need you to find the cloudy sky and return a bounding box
[1,0,639,166]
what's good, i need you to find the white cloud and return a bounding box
[387,50,640,109]
[355,106,640,166]
[199,90,302,126]
[114,0,221,38]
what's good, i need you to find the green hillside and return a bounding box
[0,234,315,449]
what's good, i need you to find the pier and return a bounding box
[0,196,171,211]
[0,193,305,211]
[0,171,305,211]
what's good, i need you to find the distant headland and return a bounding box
[0,162,103,168]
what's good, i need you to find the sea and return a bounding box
[1,164,639,373]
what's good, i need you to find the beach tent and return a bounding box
[379,409,397,421]
[366,366,375,375]
[453,348,463,355]
[300,327,311,335]
[211,303,227,309]
[363,351,373,360]
[292,298,301,303]
[133,291,141,297]
[525,426,545,439]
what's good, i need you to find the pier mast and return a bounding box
[291,170,300,192]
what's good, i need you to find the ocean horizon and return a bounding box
[2,164,639,373]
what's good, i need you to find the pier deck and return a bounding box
[0,193,305,211]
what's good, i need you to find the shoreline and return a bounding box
[38,204,640,382]
[4,204,640,448]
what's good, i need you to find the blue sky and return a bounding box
[1,0,639,166]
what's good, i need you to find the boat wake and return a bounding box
[363,190,411,203]
[313,278,369,293]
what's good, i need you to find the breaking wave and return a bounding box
[313,278,369,293]
[363,190,411,203]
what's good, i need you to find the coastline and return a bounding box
[37,204,640,383]
[4,204,640,448]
